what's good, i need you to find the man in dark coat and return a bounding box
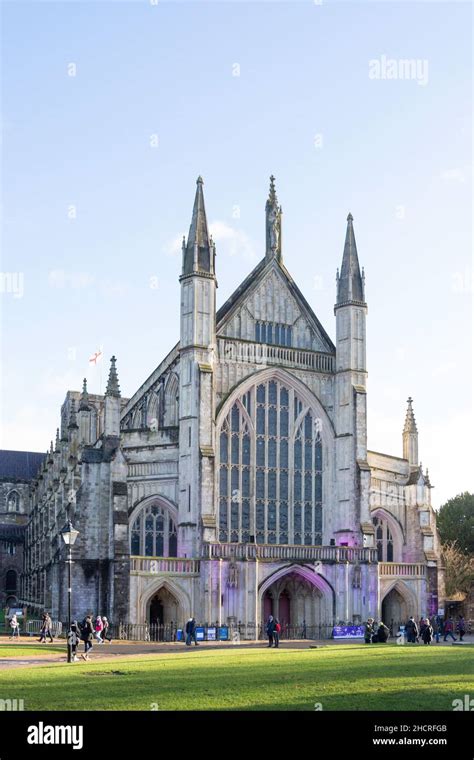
[265,615,275,647]
[377,622,389,643]
[405,616,419,643]
[185,617,199,646]
[80,615,94,660]
[364,618,374,644]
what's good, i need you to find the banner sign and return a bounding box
[332,625,365,639]
[206,627,216,641]
[218,626,229,641]
[195,627,205,641]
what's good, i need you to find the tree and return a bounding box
[442,541,474,598]
[436,492,474,555]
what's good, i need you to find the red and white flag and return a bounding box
[89,350,103,366]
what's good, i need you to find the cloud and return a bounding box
[209,220,257,262]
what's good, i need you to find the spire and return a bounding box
[265,175,282,261]
[403,396,419,467]
[79,377,91,411]
[403,396,418,435]
[181,176,213,276]
[335,213,365,306]
[55,428,60,452]
[106,356,121,397]
[67,398,78,429]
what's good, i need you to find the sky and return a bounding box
[0,0,472,508]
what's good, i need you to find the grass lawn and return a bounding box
[0,643,65,658]
[0,644,472,711]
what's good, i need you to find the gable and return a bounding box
[217,258,335,353]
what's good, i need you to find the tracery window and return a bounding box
[130,503,178,557]
[218,378,323,545]
[372,516,394,562]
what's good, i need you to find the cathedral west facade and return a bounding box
[17,177,444,632]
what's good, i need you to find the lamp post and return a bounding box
[61,520,79,663]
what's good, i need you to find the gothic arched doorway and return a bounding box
[147,587,179,626]
[262,570,330,630]
[381,586,409,627]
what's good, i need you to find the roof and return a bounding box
[0,450,45,481]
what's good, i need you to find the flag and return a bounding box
[89,350,103,366]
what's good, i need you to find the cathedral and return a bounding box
[10,176,444,633]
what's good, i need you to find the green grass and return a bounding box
[0,643,65,658]
[0,644,472,711]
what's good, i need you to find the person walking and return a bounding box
[364,618,374,644]
[405,616,418,644]
[68,621,80,661]
[101,616,111,642]
[421,618,433,645]
[94,615,104,643]
[265,615,275,648]
[80,615,94,660]
[185,617,199,646]
[432,616,441,644]
[456,616,466,642]
[273,619,281,648]
[38,612,54,643]
[9,613,20,639]
[371,621,380,644]
[443,617,457,642]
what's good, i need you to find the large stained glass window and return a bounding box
[218,378,323,545]
[130,503,178,557]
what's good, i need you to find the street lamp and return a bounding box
[61,520,79,663]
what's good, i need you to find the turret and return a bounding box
[104,357,121,437]
[403,397,419,468]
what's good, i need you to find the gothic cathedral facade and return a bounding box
[20,177,444,631]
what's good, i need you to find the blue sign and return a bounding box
[332,625,365,639]
[207,627,217,641]
[176,628,184,641]
[218,626,229,641]
[195,626,205,641]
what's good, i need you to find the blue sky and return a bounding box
[1,0,472,507]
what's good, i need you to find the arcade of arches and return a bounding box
[262,572,329,626]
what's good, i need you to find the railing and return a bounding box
[205,542,378,563]
[378,563,426,578]
[130,556,200,574]
[25,619,63,638]
[117,621,336,642]
[217,337,335,374]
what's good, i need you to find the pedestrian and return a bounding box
[377,621,389,643]
[265,615,275,647]
[80,615,94,660]
[273,619,281,648]
[9,613,20,639]
[456,616,466,642]
[301,619,307,639]
[101,616,111,643]
[38,612,54,643]
[421,618,433,645]
[94,615,104,643]
[432,616,441,644]
[185,616,199,646]
[405,616,419,644]
[364,618,374,644]
[68,622,80,661]
[371,621,379,644]
[443,617,457,642]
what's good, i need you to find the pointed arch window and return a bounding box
[130,503,178,557]
[372,516,394,562]
[218,378,323,545]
